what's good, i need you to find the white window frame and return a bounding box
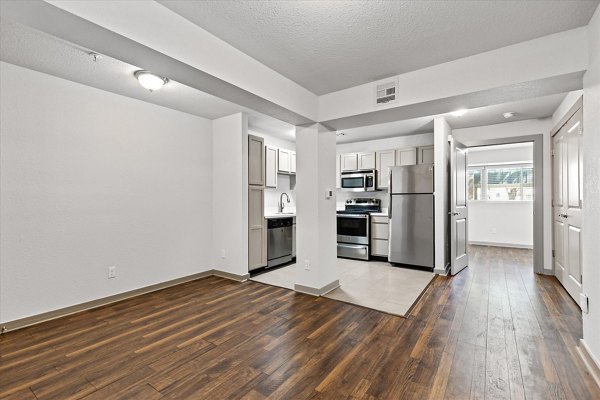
[468,163,534,202]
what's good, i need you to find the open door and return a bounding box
[450,138,468,275]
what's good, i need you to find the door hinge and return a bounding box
[551,149,556,156]
[552,250,555,258]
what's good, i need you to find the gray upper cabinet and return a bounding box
[358,152,376,170]
[290,151,296,174]
[248,135,265,186]
[336,154,341,188]
[265,145,278,188]
[418,145,435,164]
[376,150,396,189]
[341,153,359,171]
[396,148,417,166]
[340,152,376,171]
[278,148,291,173]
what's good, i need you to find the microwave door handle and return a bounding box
[364,177,368,191]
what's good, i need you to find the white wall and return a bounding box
[211,113,248,276]
[248,130,297,214]
[453,118,553,273]
[581,3,600,370]
[468,144,534,248]
[468,143,533,165]
[434,118,450,274]
[0,62,213,323]
[295,124,338,291]
[335,132,433,154]
[468,202,533,248]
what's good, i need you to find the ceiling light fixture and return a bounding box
[450,109,468,117]
[134,70,169,92]
[336,132,346,136]
[503,112,516,119]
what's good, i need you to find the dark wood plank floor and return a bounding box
[1,246,598,399]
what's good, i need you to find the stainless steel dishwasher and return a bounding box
[267,217,293,267]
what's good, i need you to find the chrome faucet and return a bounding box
[279,192,291,213]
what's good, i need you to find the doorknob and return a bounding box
[448,212,459,216]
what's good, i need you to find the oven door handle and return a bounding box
[337,214,369,219]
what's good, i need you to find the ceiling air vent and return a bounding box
[375,79,398,106]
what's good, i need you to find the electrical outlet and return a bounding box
[304,260,311,270]
[221,249,226,259]
[108,266,116,279]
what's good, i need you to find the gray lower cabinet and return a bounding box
[370,215,389,257]
[248,186,266,270]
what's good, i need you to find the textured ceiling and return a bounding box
[159,0,599,95]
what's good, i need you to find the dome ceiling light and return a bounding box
[134,70,169,92]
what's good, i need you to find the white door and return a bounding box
[553,108,583,304]
[450,138,469,275]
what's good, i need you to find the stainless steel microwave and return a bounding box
[341,170,377,192]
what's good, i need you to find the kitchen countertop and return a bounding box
[369,211,389,217]
[265,213,296,219]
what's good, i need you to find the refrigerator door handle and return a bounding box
[388,170,393,218]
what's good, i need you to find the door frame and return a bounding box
[550,96,584,301]
[456,134,545,275]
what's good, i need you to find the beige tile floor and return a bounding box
[250,258,434,316]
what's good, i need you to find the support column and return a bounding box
[294,124,339,295]
[434,117,451,275]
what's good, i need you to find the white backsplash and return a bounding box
[265,174,297,214]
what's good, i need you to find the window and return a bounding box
[468,168,482,200]
[468,165,533,201]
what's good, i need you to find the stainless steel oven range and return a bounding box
[337,198,381,260]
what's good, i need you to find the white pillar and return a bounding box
[211,112,249,279]
[434,117,451,275]
[294,123,339,295]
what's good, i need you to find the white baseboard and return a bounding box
[578,339,600,389]
[469,241,533,249]
[294,279,340,296]
[1,268,248,334]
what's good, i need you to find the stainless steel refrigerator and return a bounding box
[388,164,435,269]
